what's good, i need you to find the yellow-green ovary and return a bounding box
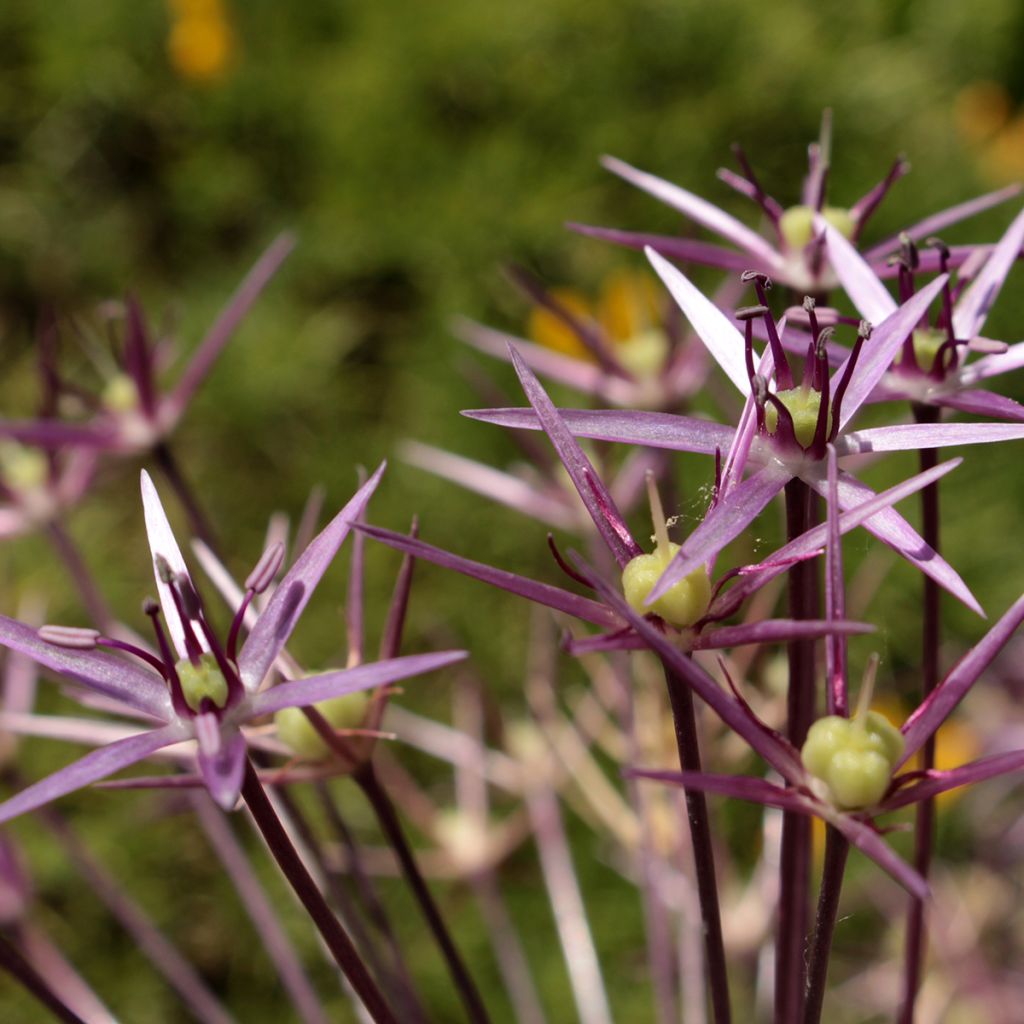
[801,711,905,809]
[779,205,856,251]
[910,327,946,373]
[274,691,369,760]
[177,655,230,712]
[621,543,712,627]
[764,387,831,449]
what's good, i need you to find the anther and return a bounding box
[38,625,101,650]
[245,542,285,595]
[735,305,770,321]
[741,270,773,289]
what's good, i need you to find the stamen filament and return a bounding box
[852,653,880,732]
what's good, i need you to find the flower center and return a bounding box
[177,654,230,713]
[101,373,140,413]
[0,443,49,493]
[274,691,369,760]
[779,205,855,251]
[764,387,832,450]
[615,327,670,378]
[909,327,947,374]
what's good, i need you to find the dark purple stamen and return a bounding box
[752,375,768,433]
[123,296,157,418]
[763,393,798,448]
[742,271,792,388]
[144,598,189,716]
[736,304,769,387]
[730,143,783,222]
[810,329,833,458]
[711,447,723,512]
[850,156,910,239]
[156,558,204,666]
[829,321,871,438]
[546,534,593,589]
[245,542,285,595]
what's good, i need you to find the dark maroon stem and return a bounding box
[803,827,850,1024]
[661,661,731,1024]
[154,441,219,552]
[355,765,492,1024]
[240,759,397,1024]
[0,932,86,1024]
[900,406,942,1024]
[777,477,817,1024]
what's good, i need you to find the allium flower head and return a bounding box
[0,466,464,818]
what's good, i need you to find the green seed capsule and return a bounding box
[763,387,831,449]
[910,327,947,373]
[801,711,905,810]
[274,691,369,761]
[177,654,230,712]
[621,543,712,628]
[779,205,856,251]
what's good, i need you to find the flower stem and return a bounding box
[777,477,817,1024]
[802,826,849,1024]
[240,759,397,1024]
[900,406,942,1024]
[661,660,731,1024]
[355,764,493,1024]
[45,520,117,635]
[0,932,86,1024]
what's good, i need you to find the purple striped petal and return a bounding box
[957,340,1024,386]
[930,388,1024,422]
[195,716,247,810]
[244,650,467,719]
[837,421,1024,455]
[695,618,872,651]
[462,406,734,455]
[140,469,208,661]
[506,346,641,567]
[824,812,928,901]
[647,466,790,604]
[575,556,803,781]
[952,204,1024,340]
[602,156,783,268]
[864,183,1024,260]
[568,223,766,275]
[400,441,577,530]
[821,220,897,324]
[884,750,1024,810]
[899,593,1024,766]
[645,248,752,395]
[833,275,949,430]
[167,233,296,421]
[806,470,981,615]
[356,525,621,628]
[0,722,187,825]
[0,614,172,721]
[237,463,385,690]
[626,768,809,812]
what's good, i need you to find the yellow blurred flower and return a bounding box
[167,0,235,84]
[953,81,1024,183]
[527,269,669,377]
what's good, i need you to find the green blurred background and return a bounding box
[3,0,1024,1019]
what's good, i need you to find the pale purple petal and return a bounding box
[167,232,296,420]
[462,406,734,455]
[719,344,774,503]
[714,458,961,621]
[568,223,766,274]
[400,440,577,530]
[956,340,1024,386]
[645,247,752,395]
[884,750,1024,809]
[0,418,119,450]
[237,463,385,689]
[575,557,803,781]
[602,156,783,267]
[564,630,645,655]
[864,183,1024,260]
[507,346,641,567]
[837,421,1024,455]
[0,723,187,825]
[0,712,189,754]
[244,650,467,719]
[952,204,1024,340]
[454,319,637,405]
[834,274,949,429]
[806,470,981,615]
[626,768,808,812]
[899,593,1024,766]
[820,220,897,324]
[648,466,790,603]
[0,614,172,721]
[930,388,1024,422]
[695,618,872,651]
[356,524,621,628]
[824,813,928,901]
[140,469,208,660]
[195,717,247,811]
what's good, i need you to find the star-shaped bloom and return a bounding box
[466,252,1024,616]
[0,233,294,457]
[572,114,1022,295]
[0,466,465,819]
[820,205,1024,420]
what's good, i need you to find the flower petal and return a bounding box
[356,525,621,628]
[140,469,209,661]
[885,750,1024,810]
[0,723,186,825]
[956,339,1024,387]
[837,421,1024,454]
[244,650,468,719]
[696,618,872,651]
[899,592,1024,767]
[195,716,247,811]
[645,247,752,395]
[823,812,928,901]
[602,156,782,268]
[0,614,173,721]
[821,219,898,324]
[626,767,808,812]
[930,388,1024,422]
[506,346,641,567]
[237,463,385,690]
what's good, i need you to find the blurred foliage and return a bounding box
[2,0,1024,1019]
